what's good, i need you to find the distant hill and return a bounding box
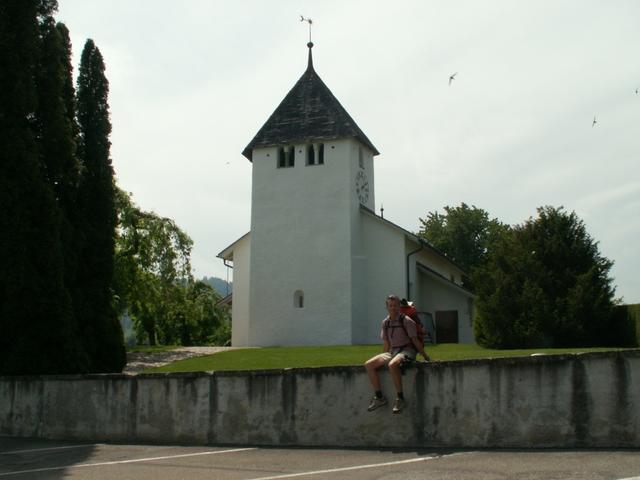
[201,276,232,297]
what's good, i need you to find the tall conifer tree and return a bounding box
[34,17,89,368]
[0,0,87,374]
[56,24,79,140]
[36,19,80,208]
[36,20,79,271]
[75,39,126,372]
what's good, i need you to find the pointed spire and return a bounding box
[300,15,314,69]
[307,41,314,70]
[242,37,379,161]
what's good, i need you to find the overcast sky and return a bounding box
[57,1,639,303]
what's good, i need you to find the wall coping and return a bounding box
[2,349,638,380]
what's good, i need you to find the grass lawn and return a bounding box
[145,344,635,373]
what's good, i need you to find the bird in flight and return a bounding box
[592,116,597,127]
[449,72,457,86]
[636,87,639,95]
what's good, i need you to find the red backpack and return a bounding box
[399,299,426,349]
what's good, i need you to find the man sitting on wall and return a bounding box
[364,294,430,413]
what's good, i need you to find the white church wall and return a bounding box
[460,298,475,343]
[418,270,475,344]
[350,211,367,344]
[359,213,407,344]
[407,246,464,309]
[230,234,251,347]
[248,141,357,346]
[350,141,375,210]
[349,142,376,344]
[410,246,465,288]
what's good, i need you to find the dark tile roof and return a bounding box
[242,44,379,160]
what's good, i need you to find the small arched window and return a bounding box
[278,147,286,168]
[294,290,304,308]
[318,143,324,164]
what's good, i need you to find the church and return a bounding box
[218,42,475,347]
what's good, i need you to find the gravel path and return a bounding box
[124,346,239,373]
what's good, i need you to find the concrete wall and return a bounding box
[2,351,638,448]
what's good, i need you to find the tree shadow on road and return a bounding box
[0,437,98,479]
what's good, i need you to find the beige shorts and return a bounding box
[378,348,417,363]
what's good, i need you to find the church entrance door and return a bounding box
[435,310,459,343]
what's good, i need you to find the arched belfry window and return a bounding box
[278,146,295,168]
[307,144,315,165]
[304,143,324,166]
[294,290,304,308]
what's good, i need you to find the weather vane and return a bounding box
[300,15,313,43]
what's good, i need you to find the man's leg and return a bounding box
[388,354,408,413]
[364,353,389,392]
[387,354,404,395]
[364,354,391,411]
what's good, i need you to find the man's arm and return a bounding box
[383,338,390,353]
[402,316,430,361]
[410,336,430,361]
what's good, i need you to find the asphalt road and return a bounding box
[1,438,639,480]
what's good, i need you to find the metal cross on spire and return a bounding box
[300,15,313,43]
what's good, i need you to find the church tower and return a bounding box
[241,42,379,346]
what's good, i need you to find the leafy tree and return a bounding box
[0,0,88,374]
[114,189,231,346]
[145,280,230,346]
[75,39,126,372]
[474,206,617,348]
[418,203,509,288]
[114,188,193,345]
[184,280,230,345]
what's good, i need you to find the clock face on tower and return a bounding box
[355,169,369,204]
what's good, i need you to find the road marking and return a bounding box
[246,453,463,480]
[0,447,256,477]
[0,444,102,455]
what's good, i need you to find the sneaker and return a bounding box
[392,397,405,414]
[367,395,388,412]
